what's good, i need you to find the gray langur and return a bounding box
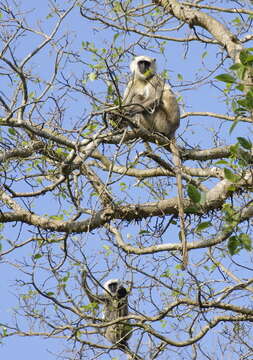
[82,273,132,348]
[122,55,180,138]
[122,56,187,268]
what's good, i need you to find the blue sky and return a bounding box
[0,1,252,359]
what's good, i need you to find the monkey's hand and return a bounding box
[146,99,160,114]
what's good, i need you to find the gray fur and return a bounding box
[123,55,180,138]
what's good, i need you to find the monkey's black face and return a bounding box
[108,281,127,299]
[117,286,127,299]
[108,281,118,294]
[138,60,151,74]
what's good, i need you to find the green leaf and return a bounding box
[240,50,248,65]
[230,63,243,71]
[232,17,241,25]
[50,214,64,220]
[237,99,248,108]
[245,90,253,109]
[113,1,122,12]
[91,192,98,197]
[195,221,212,233]
[56,147,65,155]
[34,253,42,259]
[230,143,239,156]
[235,84,244,92]
[161,270,172,278]
[160,319,167,328]
[88,72,97,81]
[81,302,99,312]
[245,55,253,63]
[228,236,239,255]
[103,244,112,256]
[8,128,16,136]
[187,184,201,203]
[139,230,150,235]
[119,182,127,191]
[177,73,183,80]
[223,168,240,183]
[228,233,252,255]
[227,184,236,192]
[240,50,253,65]
[113,33,120,41]
[215,160,229,165]
[237,137,252,150]
[201,51,208,59]
[240,233,252,251]
[229,119,239,134]
[61,272,70,282]
[161,69,169,80]
[215,74,236,83]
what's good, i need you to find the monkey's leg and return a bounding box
[170,139,188,269]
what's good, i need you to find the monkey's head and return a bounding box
[104,279,128,299]
[130,55,156,80]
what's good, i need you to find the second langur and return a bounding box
[82,273,132,348]
[122,55,187,268]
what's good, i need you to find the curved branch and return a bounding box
[106,205,253,254]
[153,0,243,61]
[0,166,252,234]
[80,4,216,44]
[181,111,253,124]
[182,2,253,16]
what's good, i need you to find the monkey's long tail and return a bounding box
[170,139,188,269]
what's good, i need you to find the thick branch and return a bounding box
[0,167,252,234]
[154,0,243,61]
[107,205,253,254]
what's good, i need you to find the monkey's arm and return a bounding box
[122,81,147,114]
[82,271,106,304]
[122,80,134,106]
[123,77,164,113]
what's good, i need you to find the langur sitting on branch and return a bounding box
[121,56,187,268]
[122,55,180,138]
